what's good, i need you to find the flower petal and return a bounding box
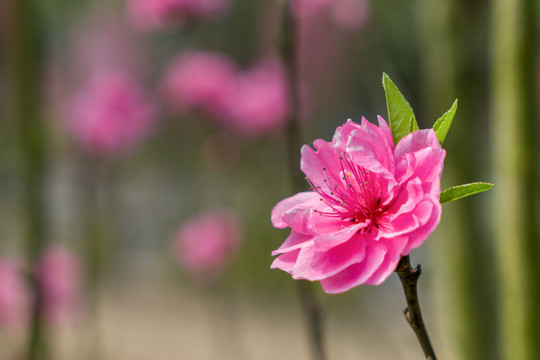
[271,191,320,228]
[385,177,424,220]
[270,248,302,274]
[300,120,362,187]
[312,222,368,251]
[393,130,445,201]
[272,231,313,255]
[364,236,407,285]
[377,115,394,149]
[394,128,441,160]
[378,196,434,239]
[396,148,445,197]
[319,244,386,294]
[291,234,368,280]
[402,196,442,254]
[346,117,396,178]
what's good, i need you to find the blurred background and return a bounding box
[0,0,538,359]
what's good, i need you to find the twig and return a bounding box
[278,2,326,360]
[7,0,49,358]
[298,281,325,360]
[395,255,437,360]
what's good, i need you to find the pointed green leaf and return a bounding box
[409,115,419,132]
[382,73,419,144]
[433,99,458,145]
[440,182,494,204]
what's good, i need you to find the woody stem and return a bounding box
[395,255,437,360]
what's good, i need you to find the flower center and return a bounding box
[308,153,386,230]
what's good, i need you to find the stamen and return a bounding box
[305,153,387,229]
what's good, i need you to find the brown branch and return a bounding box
[395,255,437,360]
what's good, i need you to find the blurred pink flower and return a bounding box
[330,0,370,29]
[67,71,157,155]
[128,0,230,30]
[161,51,238,116]
[291,0,330,18]
[69,13,147,77]
[271,118,445,293]
[173,209,242,281]
[291,0,369,29]
[37,246,81,324]
[162,52,289,136]
[218,60,290,136]
[0,260,28,329]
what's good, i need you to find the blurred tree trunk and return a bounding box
[491,0,539,359]
[415,0,497,359]
[5,0,49,359]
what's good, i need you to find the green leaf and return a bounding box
[433,99,458,145]
[440,182,495,204]
[382,73,419,144]
[409,115,419,132]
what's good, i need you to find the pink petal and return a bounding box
[394,128,441,160]
[271,192,320,228]
[402,197,442,254]
[282,207,315,235]
[385,177,424,220]
[300,120,362,187]
[300,143,343,187]
[312,222,368,251]
[333,119,363,148]
[378,197,434,239]
[395,148,446,197]
[272,231,313,255]
[277,197,348,235]
[346,117,395,178]
[364,236,407,285]
[289,206,354,235]
[293,234,368,280]
[320,245,386,294]
[271,248,302,274]
[377,116,394,149]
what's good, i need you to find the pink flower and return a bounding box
[173,209,242,281]
[162,53,290,136]
[161,51,238,116]
[291,0,369,29]
[330,0,370,29]
[218,60,290,136]
[0,261,28,329]
[37,246,81,324]
[271,118,445,293]
[291,0,330,18]
[128,0,230,30]
[67,71,157,155]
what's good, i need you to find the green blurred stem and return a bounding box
[83,156,105,308]
[80,154,106,358]
[7,0,48,359]
[297,281,325,360]
[395,256,437,360]
[414,0,498,358]
[491,0,538,358]
[279,2,326,360]
[280,0,303,192]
